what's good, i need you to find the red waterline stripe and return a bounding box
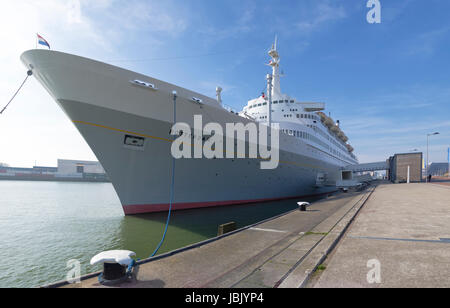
[122,191,337,215]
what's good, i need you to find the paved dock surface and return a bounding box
[61,187,373,288]
[58,181,450,288]
[310,183,450,288]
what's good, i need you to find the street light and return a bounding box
[426,132,440,182]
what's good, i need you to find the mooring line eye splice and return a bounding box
[0,70,33,115]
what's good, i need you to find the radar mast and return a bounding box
[268,36,281,100]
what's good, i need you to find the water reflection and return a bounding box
[0,180,329,287]
[119,196,326,260]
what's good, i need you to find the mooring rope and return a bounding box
[149,91,177,258]
[0,70,33,115]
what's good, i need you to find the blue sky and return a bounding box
[1,0,450,166]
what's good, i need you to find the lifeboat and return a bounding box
[338,131,349,143]
[324,118,334,128]
[317,112,327,122]
[346,144,354,152]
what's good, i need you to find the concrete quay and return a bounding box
[59,186,375,288]
[57,180,450,288]
[309,182,450,288]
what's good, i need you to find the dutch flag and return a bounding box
[37,33,50,49]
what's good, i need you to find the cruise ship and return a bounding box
[20,40,358,215]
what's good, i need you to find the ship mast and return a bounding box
[268,36,281,100]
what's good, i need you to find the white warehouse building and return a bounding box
[57,159,106,177]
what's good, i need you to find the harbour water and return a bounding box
[0,180,319,288]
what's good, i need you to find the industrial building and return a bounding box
[0,159,109,182]
[56,159,106,180]
[428,162,449,176]
[388,153,423,183]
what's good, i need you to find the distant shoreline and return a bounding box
[0,176,110,183]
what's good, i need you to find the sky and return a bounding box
[1,0,450,167]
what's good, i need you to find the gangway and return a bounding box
[344,161,389,173]
[336,161,388,189]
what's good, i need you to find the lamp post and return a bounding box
[447,147,450,178]
[426,132,439,182]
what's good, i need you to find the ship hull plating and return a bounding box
[21,50,346,215]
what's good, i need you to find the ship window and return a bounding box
[285,100,289,103]
[258,104,261,106]
[263,102,267,105]
[273,101,278,104]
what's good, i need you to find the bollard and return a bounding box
[297,202,310,212]
[103,262,127,281]
[218,222,237,236]
[90,250,136,286]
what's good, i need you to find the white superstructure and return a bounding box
[21,40,357,215]
[241,39,357,166]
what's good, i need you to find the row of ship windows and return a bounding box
[250,109,355,160]
[248,99,296,109]
[307,124,348,153]
[298,114,319,121]
[281,128,351,161]
[273,100,295,104]
[254,110,349,155]
[285,113,348,154]
[249,102,267,108]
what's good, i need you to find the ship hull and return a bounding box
[21,50,346,215]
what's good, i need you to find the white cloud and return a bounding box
[296,2,347,34]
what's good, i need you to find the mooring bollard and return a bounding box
[90,250,136,286]
[297,202,310,212]
[218,222,237,236]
